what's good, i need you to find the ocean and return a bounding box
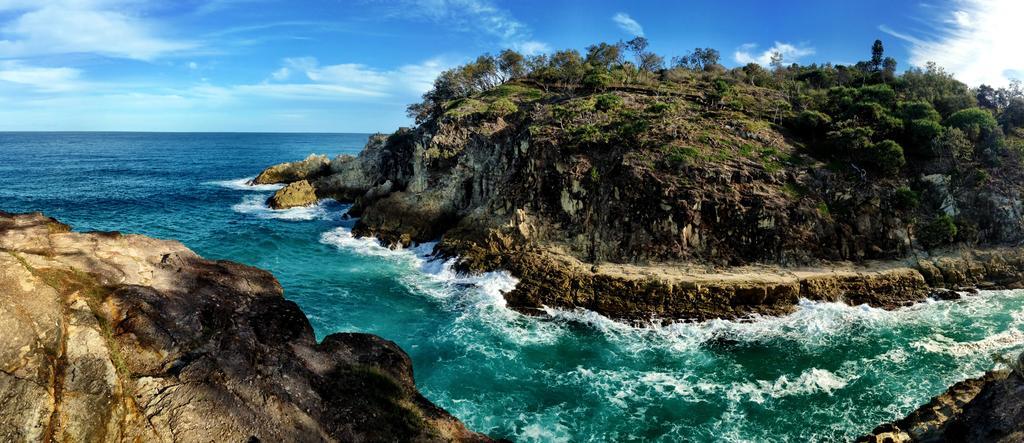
[2,131,1022,441]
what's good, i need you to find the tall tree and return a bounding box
[871,39,884,72]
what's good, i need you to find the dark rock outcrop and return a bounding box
[0,212,488,442]
[859,362,1024,442]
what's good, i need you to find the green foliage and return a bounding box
[646,101,673,114]
[918,214,958,249]
[944,108,999,141]
[486,98,518,117]
[894,186,920,209]
[816,202,831,216]
[665,145,701,165]
[901,62,976,117]
[932,127,974,161]
[857,84,896,108]
[793,110,832,141]
[594,93,623,111]
[898,101,941,122]
[583,70,613,90]
[868,139,906,175]
[906,118,944,156]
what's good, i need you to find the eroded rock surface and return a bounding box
[267,179,318,209]
[859,366,1024,442]
[0,211,488,443]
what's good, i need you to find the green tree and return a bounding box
[870,40,884,72]
[497,49,526,81]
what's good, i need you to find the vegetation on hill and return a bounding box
[401,38,1024,255]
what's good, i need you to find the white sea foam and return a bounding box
[912,329,1024,357]
[207,176,284,191]
[231,194,336,220]
[727,368,854,404]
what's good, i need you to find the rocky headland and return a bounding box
[0,211,488,442]
[254,90,1024,322]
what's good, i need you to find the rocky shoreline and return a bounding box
[859,362,1024,442]
[255,150,1024,322]
[0,211,489,442]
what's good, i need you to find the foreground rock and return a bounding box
[0,212,488,442]
[859,363,1024,442]
[267,179,318,209]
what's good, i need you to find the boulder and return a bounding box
[267,179,318,209]
[251,153,330,184]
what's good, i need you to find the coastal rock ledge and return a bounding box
[859,361,1024,442]
[0,211,489,442]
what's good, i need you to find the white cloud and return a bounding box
[0,1,196,60]
[0,61,83,92]
[395,0,550,54]
[882,0,1024,86]
[612,13,644,37]
[734,42,815,65]
[259,56,450,100]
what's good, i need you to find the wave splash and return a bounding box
[206,176,284,191]
[232,194,339,221]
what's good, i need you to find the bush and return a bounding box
[868,140,906,175]
[595,93,623,111]
[907,119,944,156]
[944,107,999,141]
[794,110,832,139]
[898,101,941,122]
[932,127,974,161]
[857,84,897,108]
[646,101,672,114]
[918,214,958,249]
[486,98,518,117]
[583,71,613,90]
[894,186,920,209]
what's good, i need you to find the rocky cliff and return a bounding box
[254,79,1024,321]
[0,212,488,442]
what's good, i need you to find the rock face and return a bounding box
[251,153,330,185]
[267,179,318,209]
[0,212,488,442]
[859,366,1024,442]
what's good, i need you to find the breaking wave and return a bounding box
[206,176,284,191]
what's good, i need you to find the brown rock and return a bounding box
[0,212,489,442]
[267,179,318,209]
[251,153,330,184]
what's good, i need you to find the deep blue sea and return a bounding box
[3,132,1023,442]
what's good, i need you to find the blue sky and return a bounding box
[0,0,1019,132]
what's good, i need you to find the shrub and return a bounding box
[944,107,998,141]
[894,186,920,209]
[793,110,831,140]
[918,214,958,249]
[898,101,941,122]
[486,98,518,117]
[907,119,944,156]
[868,140,906,175]
[595,94,623,111]
[646,101,673,114]
[583,71,613,90]
[857,84,897,108]
[932,127,974,161]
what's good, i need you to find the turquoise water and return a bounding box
[2,132,1023,441]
